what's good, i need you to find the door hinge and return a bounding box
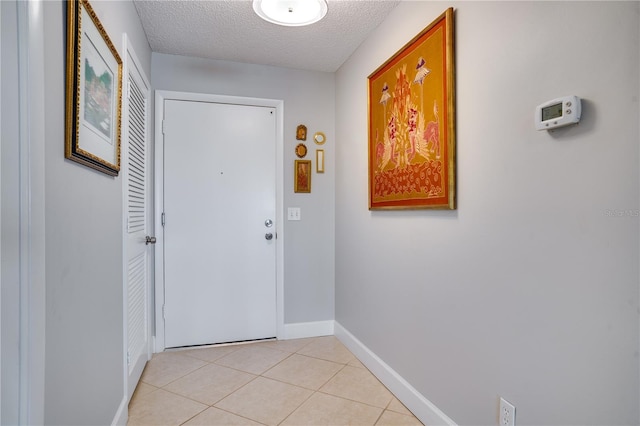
[126,351,130,366]
[161,212,165,227]
[162,304,166,320]
[162,119,166,134]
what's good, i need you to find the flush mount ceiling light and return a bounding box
[253,0,328,27]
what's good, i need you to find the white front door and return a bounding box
[162,99,277,348]
[122,40,151,400]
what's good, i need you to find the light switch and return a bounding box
[287,207,301,221]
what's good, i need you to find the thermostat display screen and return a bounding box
[542,102,563,121]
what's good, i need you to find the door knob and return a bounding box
[265,233,273,241]
[145,236,157,245]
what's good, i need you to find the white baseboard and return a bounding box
[111,395,128,426]
[282,320,335,340]
[334,322,457,426]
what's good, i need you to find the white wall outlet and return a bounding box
[499,397,516,426]
[287,207,301,221]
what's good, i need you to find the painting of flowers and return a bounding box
[65,0,122,176]
[83,47,114,141]
[368,8,455,209]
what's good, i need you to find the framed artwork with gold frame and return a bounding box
[296,124,307,141]
[295,143,307,158]
[65,0,123,176]
[316,150,325,173]
[294,160,311,193]
[368,8,455,209]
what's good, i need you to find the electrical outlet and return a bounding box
[499,397,516,426]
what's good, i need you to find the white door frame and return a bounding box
[0,0,46,423]
[153,90,285,352]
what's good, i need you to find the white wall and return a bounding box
[152,54,336,325]
[335,1,639,424]
[42,1,150,424]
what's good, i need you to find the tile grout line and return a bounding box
[175,404,208,426]
[268,342,366,425]
[314,388,392,412]
[263,340,352,425]
[372,408,386,426]
[274,387,317,426]
[263,348,331,425]
[179,404,271,426]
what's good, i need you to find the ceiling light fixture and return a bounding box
[253,0,328,27]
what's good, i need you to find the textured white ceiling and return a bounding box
[133,0,400,72]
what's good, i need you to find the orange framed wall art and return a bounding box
[294,160,311,193]
[368,8,455,210]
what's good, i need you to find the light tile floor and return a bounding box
[128,336,424,426]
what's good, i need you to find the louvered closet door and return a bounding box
[124,50,151,400]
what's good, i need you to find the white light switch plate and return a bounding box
[287,207,301,221]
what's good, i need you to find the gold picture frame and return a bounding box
[316,150,325,173]
[295,143,308,158]
[368,8,455,209]
[65,0,123,176]
[296,124,307,141]
[294,160,311,193]
[313,132,326,145]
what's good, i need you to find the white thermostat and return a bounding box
[535,95,581,131]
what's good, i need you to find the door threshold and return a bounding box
[164,337,277,352]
